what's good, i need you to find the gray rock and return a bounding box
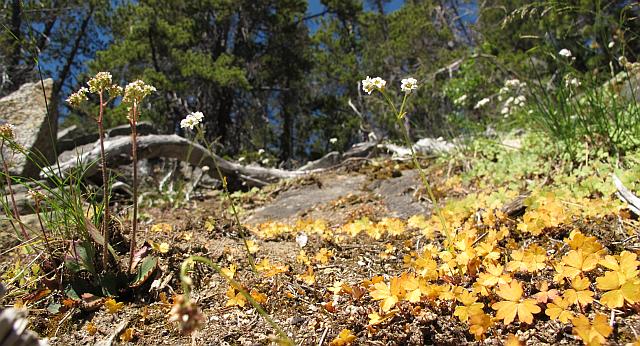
[0,79,56,178]
[298,151,342,171]
[244,174,366,224]
[413,137,455,155]
[370,170,429,218]
[56,125,98,153]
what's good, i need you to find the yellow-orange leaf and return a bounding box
[564,276,594,307]
[221,264,236,279]
[245,240,259,254]
[469,312,493,341]
[329,329,357,346]
[545,297,573,324]
[492,280,541,325]
[533,281,560,303]
[250,289,268,305]
[297,266,316,285]
[505,333,524,346]
[119,327,135,342]
[104,298,123,314]
[477,263,511,288]
[225,287,247,308]
[596,271,640,308]
[370,277,402,312]
[571,314,612,345]
[560,250,598,280]
[86,322,97,335]
[150,223,172,232]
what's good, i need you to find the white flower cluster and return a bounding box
[0,123,15,139]
[123,80,156,105]
[564,74,581,88]
[67,72,126,108]
[362,76,387,94]
[558,49,572,58]
[503,79,525,90]
[501,95,526,116]
[474,97,490,109]
[499,79,527,117]
[453,94,468,106]
[362,76,419,95]
[401,77,418,94]
[87,72,113,93]
[66,87,89,108]
[180,111,204,130]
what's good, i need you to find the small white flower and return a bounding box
[361,76,375,94]
[295,233,308,248]
[514,95,526,106]
[0,123,15,139]
[329,137,337,144]
[558,49,572,58]
[474,98,490,109]
[122,80,156,105]
[372,77,386,91]
[180,111,204,130]
[505,96,514,106]
[87,72,113,93]
[504,79,521,88]
[608,41,615,49]
[258,149,265,155]
[400,77,418,93]
[501,107,510,115]
[238,156,245,162]
[454,94,467,105]
[66,87,89,107]
[565,76,581,88]
[201,166,210,172]
[261,158,269,165]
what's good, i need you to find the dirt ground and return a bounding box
[3,158,640,345]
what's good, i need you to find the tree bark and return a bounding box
[44,134,312,189]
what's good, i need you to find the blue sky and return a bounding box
[307,0,405,14]
[306,0,405,30]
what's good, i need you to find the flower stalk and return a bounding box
[363,76,452,247]
[97,90,111,268]
[178,256,292,344]
[185,116,256,272]
[29,189,52,254]
[0,127,28,240]
[69,72,122,269]
[127,102,139,273]
[122,80,155,273]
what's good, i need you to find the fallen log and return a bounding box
[613,173,640,215]
[42,134,311,189]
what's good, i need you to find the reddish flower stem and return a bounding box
[0,141,28,240]
[98,91,111,268]
[128,102,139,273]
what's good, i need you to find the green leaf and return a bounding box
[66,241,97,276]
[130,256,159,288]
[47,302,62,314]
[99,271,128,297]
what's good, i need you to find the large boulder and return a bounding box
[0,79,56,178]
